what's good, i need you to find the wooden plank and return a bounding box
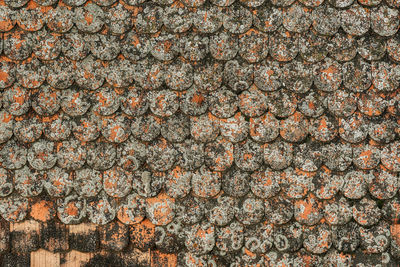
[60,250,93,267]
[31,249,60,267]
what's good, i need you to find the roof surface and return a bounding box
[0,0,399,265]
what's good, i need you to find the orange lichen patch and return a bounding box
[30,200,56,222]
[129,219,156,251]
[146,192,175,226]
[391,225,400,246]
[352,142,381,170]
[31,249,60,267]
[151,250,177,267]
[294,193,323,225]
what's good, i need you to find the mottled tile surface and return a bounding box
[0,0,399,265]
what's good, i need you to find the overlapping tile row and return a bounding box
[0,0,400,265]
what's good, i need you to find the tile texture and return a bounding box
[0,0,399,265]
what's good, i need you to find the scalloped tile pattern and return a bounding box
[0,0,399,265]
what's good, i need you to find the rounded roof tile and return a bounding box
[117,194,146,225]
[321,142,353,172]
[324,196,353,225]
[74,168,103,198]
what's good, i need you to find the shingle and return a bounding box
[332,221,360,252]
[0,6,15,32]
[235,197,265,225]
[103,166,132,198]
[99,221,128,251]
[74,168,102,198]
[69,223,99,252]
[265,194,294,225]
[282,3,312,33]
[249,112,280,142]
[57,193,87,224]
[273,222,303,252]
[165,166,192,198]
[40,221,69,252]
[46,6,74,33]
[3,29,32,61]
[303,224,332,254]
[10,220,40,253]
[16,3,46,32]
[323,196,353,225]
[184,221,215,255]
[215,221,244,253]
[116,194,146,225]
[352,197,381,226]
[223,4,252,34]
[192,165,221,198]
[86,191,117,225]
[129,219,156,251]
[205,195,235,226]
[0,59,15,89]
[61,31,89,61]
[204,136,234,171]
[105,3,132,35]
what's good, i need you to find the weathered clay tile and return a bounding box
[332,221,360,252]
[117,193,146,225]
[342,169,371,199]
[340,4,370,36]
[357,33,387,61]
[178,33,210,62]
[371,5,399,37]
[50,177,73,207]
[46,6,74,33]
[16,57,47,89]
[0,167,13,197]
[74,3,105,33]
[273,222,303,252]
[61,31,89,61]
[86,191,117,225]
[282,3,312,33]
[165,166,191,198]
[328,32,357,62]
[253,5,282,32]
[184,221,215,255]
[205,195,236,226]
[0,5,15,32]
[30,198,56,222]
[129,218,156,251]
[324,196,353,225]
[269,26,299,62]
[99,220,128,251]
[14,166,43,197]
[0,138,27,170]
[132,169,164,198]
[313,166,343,199]
[209,31,238,61]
